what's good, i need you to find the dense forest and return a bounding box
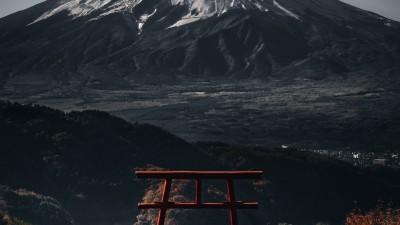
[0,101,399,225]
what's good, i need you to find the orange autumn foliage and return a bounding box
[346,204,400,225]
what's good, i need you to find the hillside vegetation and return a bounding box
[0,101,399,225]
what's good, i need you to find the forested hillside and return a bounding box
[0,101,399,225]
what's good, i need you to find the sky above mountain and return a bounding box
[340,0,400,21]
[0,0,399,21]
[0,0,45,18]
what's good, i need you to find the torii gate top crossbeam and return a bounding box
[135,171,263,179]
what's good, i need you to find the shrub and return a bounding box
[1,213,32,225]
[346,203,400,225]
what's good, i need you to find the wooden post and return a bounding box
[196,179,202,205]
[158,178,172,225]
[227,179,238,225]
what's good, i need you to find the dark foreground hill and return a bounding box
[0,101,399,225]
[0,101,216,224]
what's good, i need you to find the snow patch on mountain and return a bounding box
[171,0,218,17]
[31,0,142,24]
[90,0,143,21]
[168,17,202,28]
[255,2,269,12]
[30,0,112,24]
[167,0,269,28]
[273,0,301,20]
[170,0,269,16]
[167,0,217,28]
[138,9,157,34]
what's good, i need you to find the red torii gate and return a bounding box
[136,171,263,225]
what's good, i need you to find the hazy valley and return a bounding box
[2,74,400,151]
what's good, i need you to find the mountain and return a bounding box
[1,101,400,225]
[0,0,400,87]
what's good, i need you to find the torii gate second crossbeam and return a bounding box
[136,171,263,225]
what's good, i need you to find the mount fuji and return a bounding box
[0,0,399,87]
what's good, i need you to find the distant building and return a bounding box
[373,158,386,166]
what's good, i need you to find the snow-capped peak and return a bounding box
[170,0,269,17]
[28,0,304,29]
[30,0,143,24]
[167,0,270,28]
[30,0,271,26]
